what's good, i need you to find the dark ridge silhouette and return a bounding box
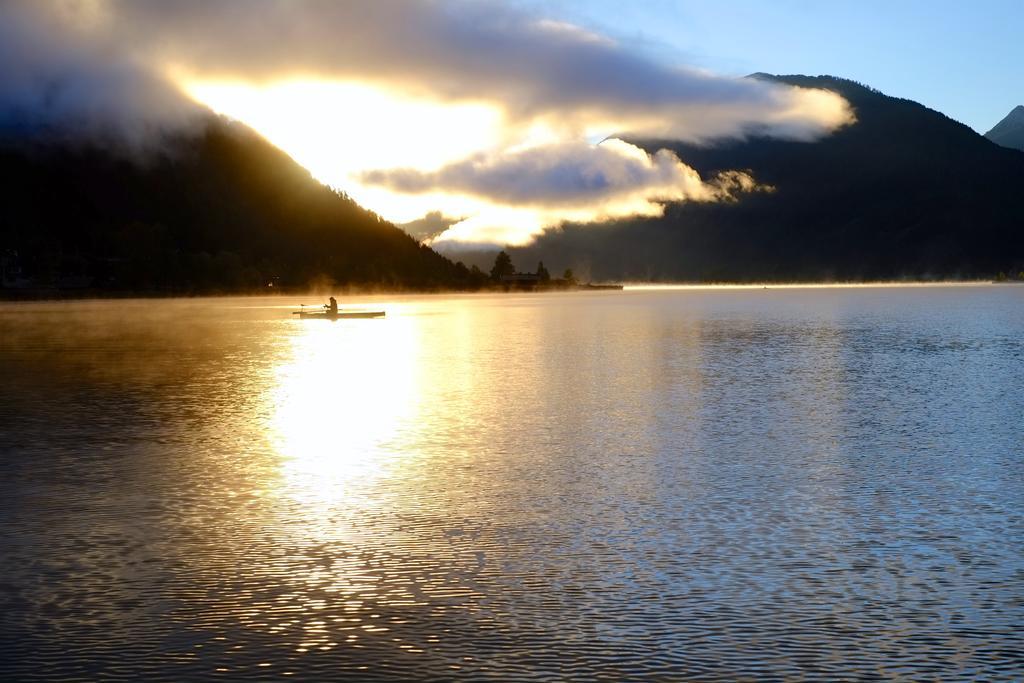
[509,75,1024,281]
[985,105,1024,151]
[0,117,484,294]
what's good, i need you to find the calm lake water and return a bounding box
[1,286,1022,681]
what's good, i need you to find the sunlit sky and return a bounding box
[185,80,507,226]
[166,0,1022,248]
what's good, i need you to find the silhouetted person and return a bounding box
[328,296,338,314]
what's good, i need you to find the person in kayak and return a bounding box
[327,296,338,314]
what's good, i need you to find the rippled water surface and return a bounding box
[1,286,1022,681]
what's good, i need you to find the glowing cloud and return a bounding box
[0,0,854,246]
[104,0,853,142]
[362,139,768,246]
[363,139,742,207]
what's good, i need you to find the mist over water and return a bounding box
[1,287,1022,680]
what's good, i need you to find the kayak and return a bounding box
[293,309,385,319]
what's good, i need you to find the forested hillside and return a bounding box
[509,75,1024,281]
[0,118,476,293]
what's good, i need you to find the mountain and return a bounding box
[985,105,1024,151]
[508,75,1024,281]
[0,118,479,293]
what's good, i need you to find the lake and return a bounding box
[1,286,1022,680]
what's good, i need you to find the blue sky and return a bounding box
[519,0,1023,133]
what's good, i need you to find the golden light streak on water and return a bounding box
[269,308,419,508]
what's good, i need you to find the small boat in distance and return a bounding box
[293,309,385,319]
[292,300,385,319]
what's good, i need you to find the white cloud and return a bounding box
[363,139,727,207]
[102,0,852,142]
[364,139,767,247]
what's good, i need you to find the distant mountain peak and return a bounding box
[985,105,1024,151]
[999,104,1024,123]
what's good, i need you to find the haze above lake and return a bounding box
[1,286,1021,680]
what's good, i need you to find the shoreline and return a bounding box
[1,279,1018,303]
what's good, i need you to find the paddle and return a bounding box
[291,303,329,314]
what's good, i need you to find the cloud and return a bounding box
[366,139,768,247]
[0,0,853,245]
[0,2,201,150]
[398,211,464,242]
[101,0,852,142]
[364,139,752,207]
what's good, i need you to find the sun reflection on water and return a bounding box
[269,311,419,507]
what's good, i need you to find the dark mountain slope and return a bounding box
[0,119,468,292]
[511,75,1024,281]
[985,105,1024,151]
